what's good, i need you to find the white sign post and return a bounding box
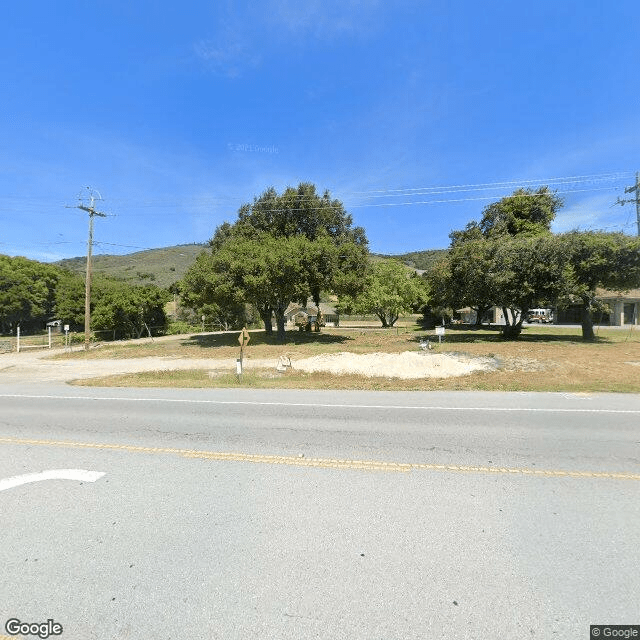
[64,325,70,351]
[435,325,445,345]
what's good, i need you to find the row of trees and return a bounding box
[181,182,639,342]
[427,188,640,339]
[0,255,170,339]
[4,182,636,344]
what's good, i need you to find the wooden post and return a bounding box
[75,190,106,350]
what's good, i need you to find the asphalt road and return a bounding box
[1,385,639,639]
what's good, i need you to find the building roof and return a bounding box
[285,301,338,317]
[596,288,640,300]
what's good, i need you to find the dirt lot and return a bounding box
[2,324,638,392]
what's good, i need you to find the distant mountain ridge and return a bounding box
[377,248,448,271]
[54,244,448,288]
[54,244,207,289]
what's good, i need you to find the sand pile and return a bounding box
[291,351,495,379]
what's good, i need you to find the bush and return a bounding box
[166,321,200,335]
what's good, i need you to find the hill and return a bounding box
[53,244,448,289]
[377,248,448,271]
[55,244,207,289]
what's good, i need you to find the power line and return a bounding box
[110,174,633,208]
[94,241,183,251]
[347,172,634,197]
[142,185,618,215]
[0,170,632,210]
[347,186,620,209]
[88,182,633,216]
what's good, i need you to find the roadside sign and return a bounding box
[435,326,445,336]
[238,327,250,347]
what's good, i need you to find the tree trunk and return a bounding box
[501,324,522,339]
[501,307,525,339]
[259,307,273,335]
[275,309,286,342]
[580,298,595,341]
[474,304,490,326]
[377,313,388,328]
[312,293,322,333]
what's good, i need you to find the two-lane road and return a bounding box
[1,385,639,639]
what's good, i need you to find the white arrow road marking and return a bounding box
[0,469,105,493]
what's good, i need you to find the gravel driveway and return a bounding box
[0,346,493,384]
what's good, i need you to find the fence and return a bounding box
[1,322,234,353]
[0,327,67,353]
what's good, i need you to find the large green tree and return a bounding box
[91,278,170,339]
[559,231,640,340]
[338,260,428,327]
[478,186,563,238]
[428,238,497,327]
[435,186,565,338]
[55,271,171,339]
[185,233,312,341]
[54,270,86,330]
[180,250,249,331]
[183,183,369,340]
[234,183,369,309]
[0,255,60,333]
[491,234,571,338]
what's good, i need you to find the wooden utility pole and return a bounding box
[616,172,640,236]
[75,189,106,350]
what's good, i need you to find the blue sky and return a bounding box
[1,0,639,262]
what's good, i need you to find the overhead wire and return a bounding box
[81,182,632,216]
[0,170,632,209]
[1,171,635,254]
[347,171,634,196]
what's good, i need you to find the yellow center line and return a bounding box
[0,436,639,480]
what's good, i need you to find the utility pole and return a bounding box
[74,188,106,349]
[615,172,640,236]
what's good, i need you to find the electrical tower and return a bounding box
[615,171,640,236]
[74,188,106,350]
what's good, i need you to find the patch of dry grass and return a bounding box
[70,324,640,392]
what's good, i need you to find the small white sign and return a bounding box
[236,358,242,375]
[64,325,70,332]
[435,326,445,336]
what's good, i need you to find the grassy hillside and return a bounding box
[377,248,448,271]
[55,244,207,288]
[53,244,446,289]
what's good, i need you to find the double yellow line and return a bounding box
[1,436,639,480]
